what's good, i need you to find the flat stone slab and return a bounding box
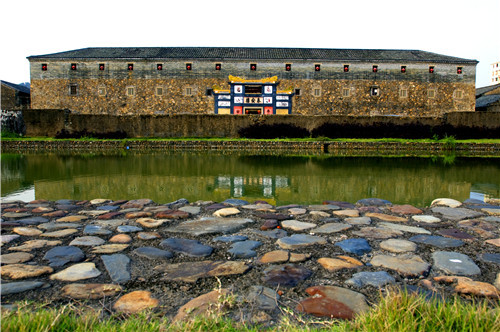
[61,283,123,299]
[262,264,312,287]
[213,207,241,217]
[133,247,173,260]
[43,246,85,267]
[8,240,62,252]
[371,254,430,277]
[378,222,431,234]
[165,217,254,236]
[154,260,250,282]
[276,234,327,250]
[83,225,113,235]
[434,276,499,298]
[16,217,49,225]
[50,262,101,281]
[56,215,88,223]
[228,240,261,258]
[388,204,423,215]
[160,238,213,257]
[345,217,371,225]
[412,215,441,224]
[365,213,407,222]
[173,289,229,322]
[352,227,403,239]
[13,227,43,236]
[0,281,46,295]
[1,264,54,279]
[91,244,129,254]
[335,238,372,255]
[312,223,352,234]
[1,234,20,245]
[117,225,143,233]
[379,239,417,253]
[40,229,79,238]
[437,228,475,241]
[178,206,201,215]
[113,291,159,314]
[222,199,249,206]
[247,285,280,310]
[1,252,34,264]
[69,236,106,247]
[281,220,317,231]
[317,256,363,272]
[296,285,369,319]
[409,235,464,248]
[213,235,248,243]
[333,209,360,217]
[432,251,481,276]
[356,198,392,206]
[480,253,500,265]
[101,254,131,284]
[346,271,396,288]
[431,198,462,208]
[38,222,82,231]
[431,207,483,221]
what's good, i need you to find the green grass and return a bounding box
[2,289,499,332]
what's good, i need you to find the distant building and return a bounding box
[1,80,30,110]
[491,61,500,84]
[476,83,500,112]
[27,47,478,117]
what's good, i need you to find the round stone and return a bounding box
[380,239,417,253]
[109,234,133,243]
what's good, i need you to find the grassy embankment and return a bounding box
[2,289,499,332]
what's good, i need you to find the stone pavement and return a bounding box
[1,197,499,323]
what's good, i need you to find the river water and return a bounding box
[1,151,499,206]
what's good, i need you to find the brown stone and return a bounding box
[8,240,62,252]
[62,283,123,299]
[458,219,497,238]
[317,256,363,272]
[260,219,278,230]
[3,208,29,213]
[137,232,161,240]
[40,229,78,238]
[42,210,68,218]
[113,291,159,314]
[289,253,311,263]
[13,227,43,236]
[371,254,430,277]
[333,209,360,217]
[296,296,354,319]
[389,204,423,215]
[1,264,53,279]
[109,234,133,243]
[136,218,167,228]
[258,250,290,264]
[91,244,129,254]
[365,213,407,222]
[485,238,500,247]
[97,212,123,220]
[0,252,34,264]
[434,276,500,298]
[352,227,403,239]
[31,207,54,213]
[125,212,152,219]
[56,215,88,222]
[173,289,230,322]
[155,210,189,219]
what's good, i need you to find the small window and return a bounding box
[98,86,106,96]
[126,86,135,96]
[250,63,257,71]
[206,88,213,96]
[427,89,436,98]
[401,66,407,73]
[457,67,463,74]
[372,65,378,73]
[399,88,408,98]
[313,87,321,97]
[342,88,350,97]
[343,65,349,72]
[370,86,379,96]
[454,90,463,99]
[294,88,301,96]
[157,64,163,70]
[41,64,47,71]
[156,86,164,96]
[99,63,105,71]
[285,63,291,71]
[429,66,435,73]
[69,84,78,96]
[215,63,221,70]
[128,64,134,71]
[71,63,77,71]
[186,63,192,70]
[185,86,193,96]
[314,64,321,71]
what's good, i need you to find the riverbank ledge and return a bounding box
[1,196,499,324]
[2,139,500,155]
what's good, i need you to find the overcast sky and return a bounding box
[2,0,498,87]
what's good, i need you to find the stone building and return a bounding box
[27,47,478,116]
[1,80,30,110]
[476,83,500,112]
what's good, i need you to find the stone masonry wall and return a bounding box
[29,59,476,116]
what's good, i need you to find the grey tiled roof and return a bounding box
[27,47,478,64]
[476,94,500,108]
[476,83,500,97]
[1,80,30,94]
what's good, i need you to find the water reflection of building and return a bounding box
[215,175,290,198]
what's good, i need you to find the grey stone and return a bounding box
[378,222,431,234]
[252,229,288,239]
[1,234,20,245]
[432,251,481,276]
[38,222,82,231]
[160,238,213,257]
[50,263,101,281]
[117,225,143,233]
[346,271,396,288]
[345,217,372,225]
[0,252,33,264]
[276,234,327,250]
[222,199,249,206]
[155,260,250,283]
[335,238,372,255]
[133,247,173,260]
[312,223,352,234]
[409,235,464,248]
[228,240,261,258]
[83,225,112,235]
[0,281,46,295]
[43,246,85,267]
[431,207,483,221]
[380,239,417,253]
[213,235,248,243]
[165,217,254,236]
[308,204,340,211]
[281,220,316,231]
[2,212,32,219]
[96,205,119,211]
[356,198,392,206]
[178,206,201,215]
[479,253,500,265]
[101,254,131,284]
[262,264,312,287]
[16,217,48,225]
[246,286,280,310]
[371,255,431,277]
[69,236,106,246]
